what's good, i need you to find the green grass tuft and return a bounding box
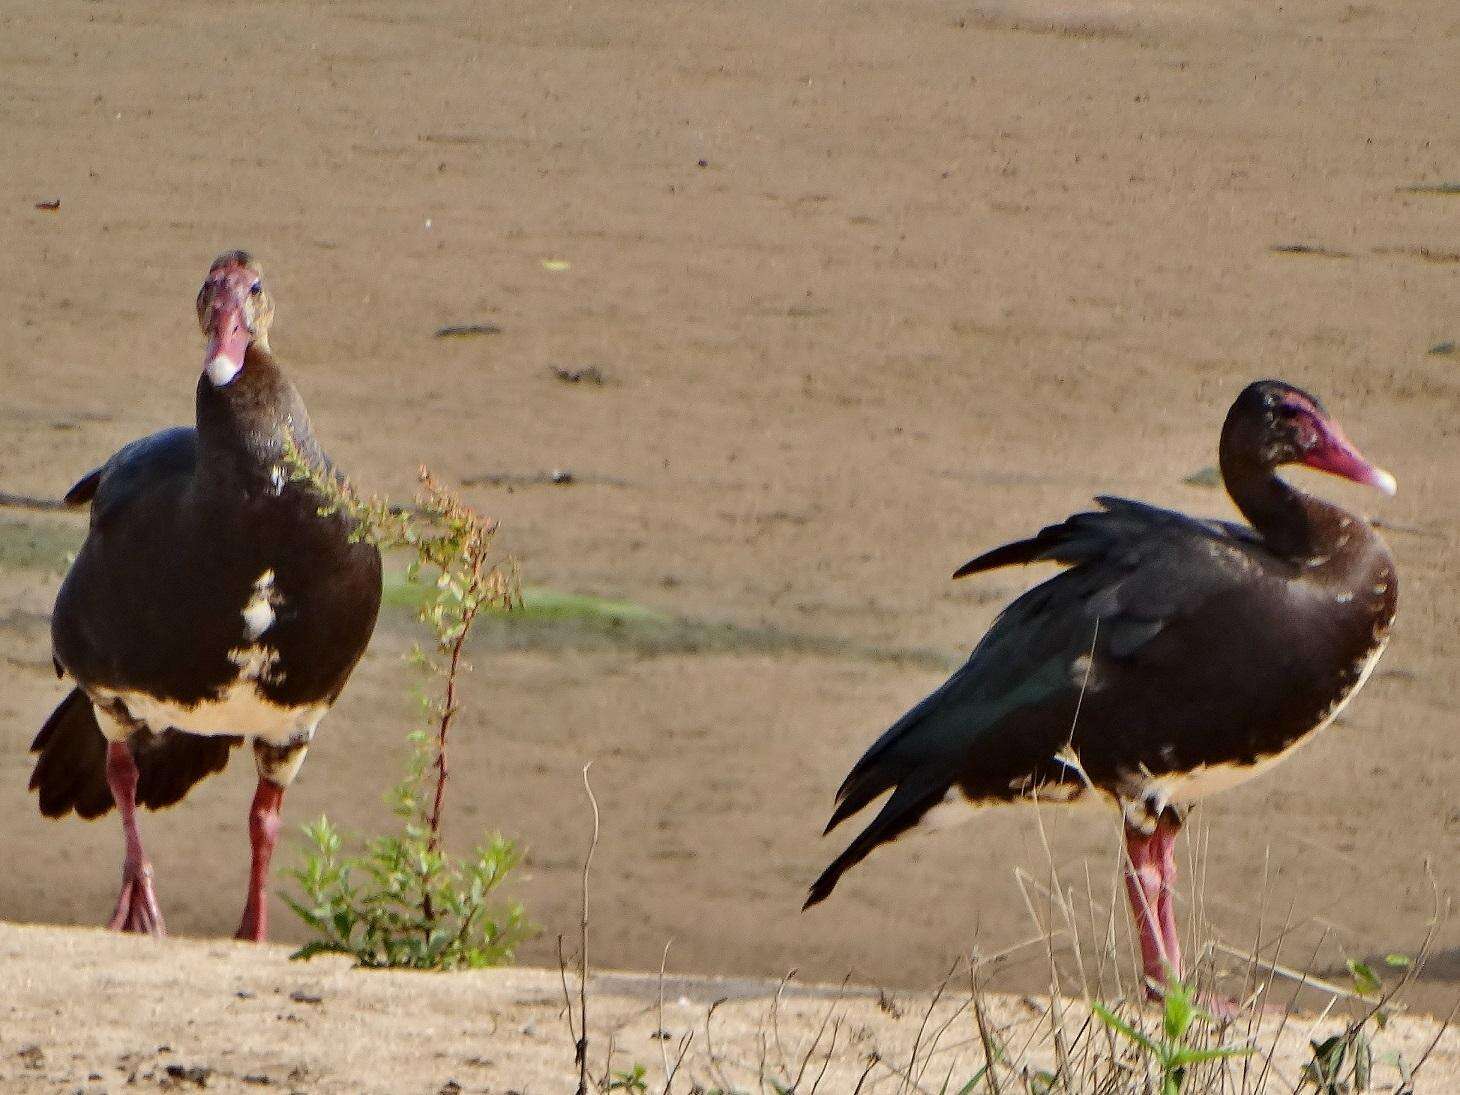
[382,568,956,669]
[383,571,667,625]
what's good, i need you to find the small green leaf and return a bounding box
[1348,959,1383,996]
[1162,978,1196,1041]
[1170,1045,1255,1065]
[1092,1002,1162,1058]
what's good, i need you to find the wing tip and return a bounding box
[63,468,102,507]
[952,538,1048,580]
[803,867,841,911]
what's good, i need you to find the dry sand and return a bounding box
[3,923,1459,1093]
[2,0,1460,1044]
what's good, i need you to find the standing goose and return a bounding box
[30,251,382,941]
[805,380,1397,994]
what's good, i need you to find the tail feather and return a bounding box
[133,729,240,809]
[822,769,898,836]
[29,689,114,819]
[30,689,241,818]
[823,671,965,835]
[804,780,948,910]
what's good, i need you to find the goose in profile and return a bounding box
[806,380,1397,994]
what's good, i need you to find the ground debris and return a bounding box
[876,989,903,1018]
[164,1063,213,1087]
[1183,465,1222,488]
[550,365,606,385]
[1369,516,1438,537]
[433,323,502,339]
[1372,244,1460,264]
[462,469,629,489]
[17,1044,45,1069]
[1399,181,1460,195]
[1270,242,1352,259]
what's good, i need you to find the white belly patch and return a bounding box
[91,680,326,745]
[1139,749,1296,806]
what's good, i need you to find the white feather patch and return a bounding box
[205,355,243,386]
[91,684,327,745]
[241,569,279,641]
[229,644,284,686]
[257,744,310,786]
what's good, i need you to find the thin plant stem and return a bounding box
[577,762,602,1095]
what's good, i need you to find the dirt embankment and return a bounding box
[3,924,1459,1093]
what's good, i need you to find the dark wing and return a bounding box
[52,427,200,686]
[806,497,1264,908]
[952,495,1260,578]
[68,427,198,529]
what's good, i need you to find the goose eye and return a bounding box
[249,281,262,296]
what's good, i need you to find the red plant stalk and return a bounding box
[427,592,477,855]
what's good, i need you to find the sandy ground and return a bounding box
[3,0,1460,1032]
[3,923,1460,1093]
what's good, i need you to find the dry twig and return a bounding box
[576,762,601,1095]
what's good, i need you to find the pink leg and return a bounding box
[234,778,285,942]
[105,741,165,935]
[1153,814,1182,983]
[1123,814,1181,996]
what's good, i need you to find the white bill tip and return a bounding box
[205,354,243,386]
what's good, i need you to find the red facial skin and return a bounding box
[1288,399,1397,496]
[198,257,260,379]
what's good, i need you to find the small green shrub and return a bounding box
[281,446,530,969]
[1092,978,1253,1095]
[604,1064,649,1092]
[286,816,528,970]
